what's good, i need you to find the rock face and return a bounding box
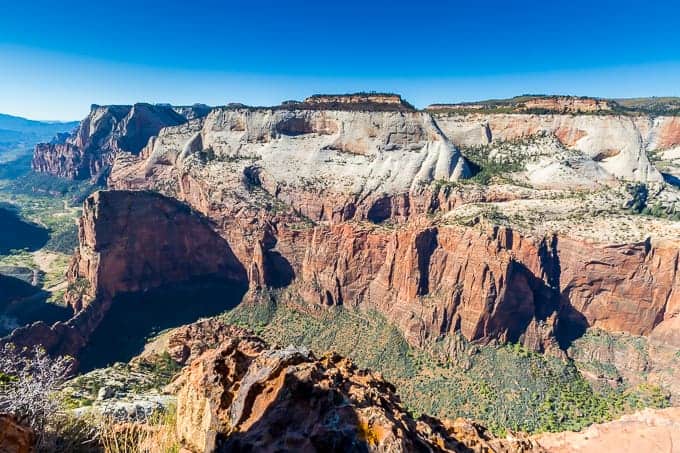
[169,330,543,453]
[520,96,613,113]
[112,106,471,214]
[534,407,680,453]
[14,97,680,371]
[2,190,247,360]
[60,190,679,356]
[277,223,679,352]
[300,93,415,111]
[433,113,665,182]
[34,96,680,187]
[0,415,34,453]
[555,237,680,339]
[65,190,246,311]
[100,99,680,354]
[31,103,207,181]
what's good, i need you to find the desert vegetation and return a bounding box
[0,343,181,452]
[222,295,670,435]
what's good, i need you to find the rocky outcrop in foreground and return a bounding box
[167,327,543,453]
[0,415,34,453]
[535,407,680,452]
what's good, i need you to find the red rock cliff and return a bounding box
[31,104,190,180]
[2,190,247,359]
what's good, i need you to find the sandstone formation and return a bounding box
[65,190,246,311]
[534,407,680,452]
[2,190,247,360]
[14,95,680,384]
[138,319,255,366]
[520,96,613,113]
[300,93,415,111]
[168,330,543,453]
[428,95,614,114]
[433,113,664,182]
[0,415,34,453]
[31,103,207,181]
[40,96,676,361]
[304,93,407,106]
[112,106,471,211]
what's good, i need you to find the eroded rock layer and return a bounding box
[168,328,543,453]
[433,113,667,182]
[32,187,679,366]
[14,98,680,377]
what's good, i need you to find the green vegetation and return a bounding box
[456,137,534,185]
[625,183,680,220]
[0,172,94,308]
[135,352,183,389]
[223,295,670,435]
[0,185,84,255]
[64,353,182,410]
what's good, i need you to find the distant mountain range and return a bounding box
[0,113,78,136]
[0,113,78,175]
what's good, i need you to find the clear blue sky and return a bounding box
[1,0,679,120]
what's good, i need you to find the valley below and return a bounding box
[1,94,680,452]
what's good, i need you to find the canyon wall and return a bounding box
[31,103,204,181]
[45,189,680,362]
[14,99,680,366]
[33,100,680,187]
[103,104,680,352]
[276,221,680,351]
[2,190,247,359]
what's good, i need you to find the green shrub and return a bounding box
[222,299,670,435]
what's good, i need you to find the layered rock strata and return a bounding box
[105,103,680,349]
[433,113,668,182]
[35,187,679,365]
[428,95,614,114]
[14,98,680,370]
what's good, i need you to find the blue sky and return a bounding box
[1,0,679,120]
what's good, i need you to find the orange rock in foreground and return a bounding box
[0,415,34,453]
[169,331,544,453]
[534,407,680,453]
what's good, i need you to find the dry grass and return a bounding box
[97,405,179,453]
